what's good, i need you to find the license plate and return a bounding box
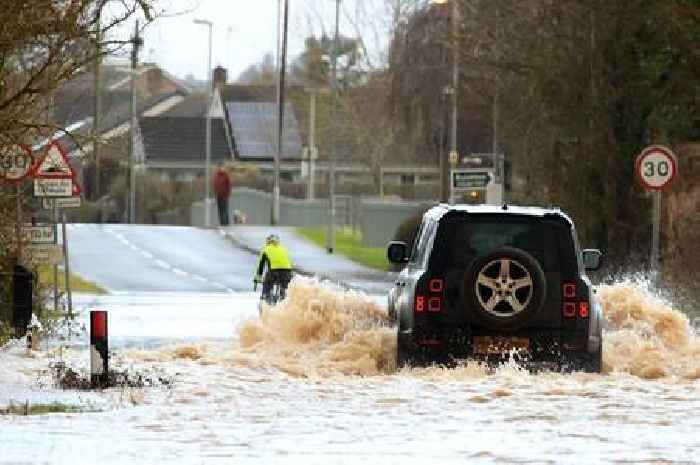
[473,336,530,355]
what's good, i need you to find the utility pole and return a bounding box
[93,3,103,204]
[273,0,289,225]
[431,0,458,203]
[194,19,213,227]
[327,0,340,253]
[128,21,142,224]
[448,0,458,204]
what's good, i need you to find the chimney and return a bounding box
[213,66,227,88]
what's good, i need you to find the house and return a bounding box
[47,63,190,198]
[138,65,479,199]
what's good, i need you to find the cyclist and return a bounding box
[254,234,293,304]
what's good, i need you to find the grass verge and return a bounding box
[296,227,389,271]
[36,265,105,294]
[0,401,85,415]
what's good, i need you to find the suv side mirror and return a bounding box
[387,241,409,264]
[582,249,603,271]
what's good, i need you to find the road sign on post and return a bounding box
[0,145,33,182]
[42,197,82,210]
[35,141,74,179]
[34,178,73,196]
[635,145,678,191]
[23,225,55,244]
[635,145,679,282]
[452,170,492,191]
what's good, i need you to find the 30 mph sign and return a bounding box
[0,144,33,182]
[635,145,678,191]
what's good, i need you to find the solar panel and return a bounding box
[227,102,303,159]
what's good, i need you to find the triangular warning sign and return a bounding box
[35,141,75,179]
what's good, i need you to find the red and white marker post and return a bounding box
[90,310,109,387]
[634,145,679,278]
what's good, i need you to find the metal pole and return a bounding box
[15,185,22,265]
[448,0,458,204]
[492,85,504,203]
[650,191,661,283]
[194,19,213,227]
[272,0,281,224]
[327,0,340,253]
[128,21,140,224]
[93,6,103,203]
[61,212,72,316]
[308,90,316,200]
[273,0,289,225]
[52,204,58,313]
[205,22,212,228]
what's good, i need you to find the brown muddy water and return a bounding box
[1,279,699,464]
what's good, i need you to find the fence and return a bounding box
[191,187,436,248]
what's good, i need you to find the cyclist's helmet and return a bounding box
[266,234,280,244]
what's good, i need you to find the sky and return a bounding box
[116,0,389,82]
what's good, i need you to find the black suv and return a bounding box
[387,204,603,372]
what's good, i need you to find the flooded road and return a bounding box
[1,279,698,464]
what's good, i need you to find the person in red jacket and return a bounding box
[212,162,232,226]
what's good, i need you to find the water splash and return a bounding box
[237,277,395,376]
[235,276,700,380]
[599,280,700,380]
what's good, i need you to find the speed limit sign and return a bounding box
[0,144,33,182]
[635,145,678,191]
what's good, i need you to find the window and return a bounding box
[410,219,435,267]
[431,214,576,274]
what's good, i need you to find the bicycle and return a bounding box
[254,275,285,315]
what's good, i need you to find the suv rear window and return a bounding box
[430,214,576,274]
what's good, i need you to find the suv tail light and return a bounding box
[563,302,576,318]
[578,302,589,318]
[562,282,577,299]
[415,277,445,314]
[429,279,444,293]
[561,280,589,320]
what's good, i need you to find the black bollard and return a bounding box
[90,310,108,388]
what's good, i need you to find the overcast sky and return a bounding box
[120,0,389,82]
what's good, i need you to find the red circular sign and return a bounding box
[635,145,678,191]
[0,144,33,183]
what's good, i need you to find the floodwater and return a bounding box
[1,278,699,464]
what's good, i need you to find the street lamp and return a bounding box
[430,0,458,204]
[194,18,213,227]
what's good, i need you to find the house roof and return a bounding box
[160,93,209,117]
[139,116,232,164]
[226,102,302,160]
[219,84,307,160]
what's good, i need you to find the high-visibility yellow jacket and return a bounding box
[256,243,293,277]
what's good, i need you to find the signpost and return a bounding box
[1,139,81,318]
[635,145,679,280]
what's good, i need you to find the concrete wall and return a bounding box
[191,187,329,228]
[191,187,435,249]
[359,199,432,248]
